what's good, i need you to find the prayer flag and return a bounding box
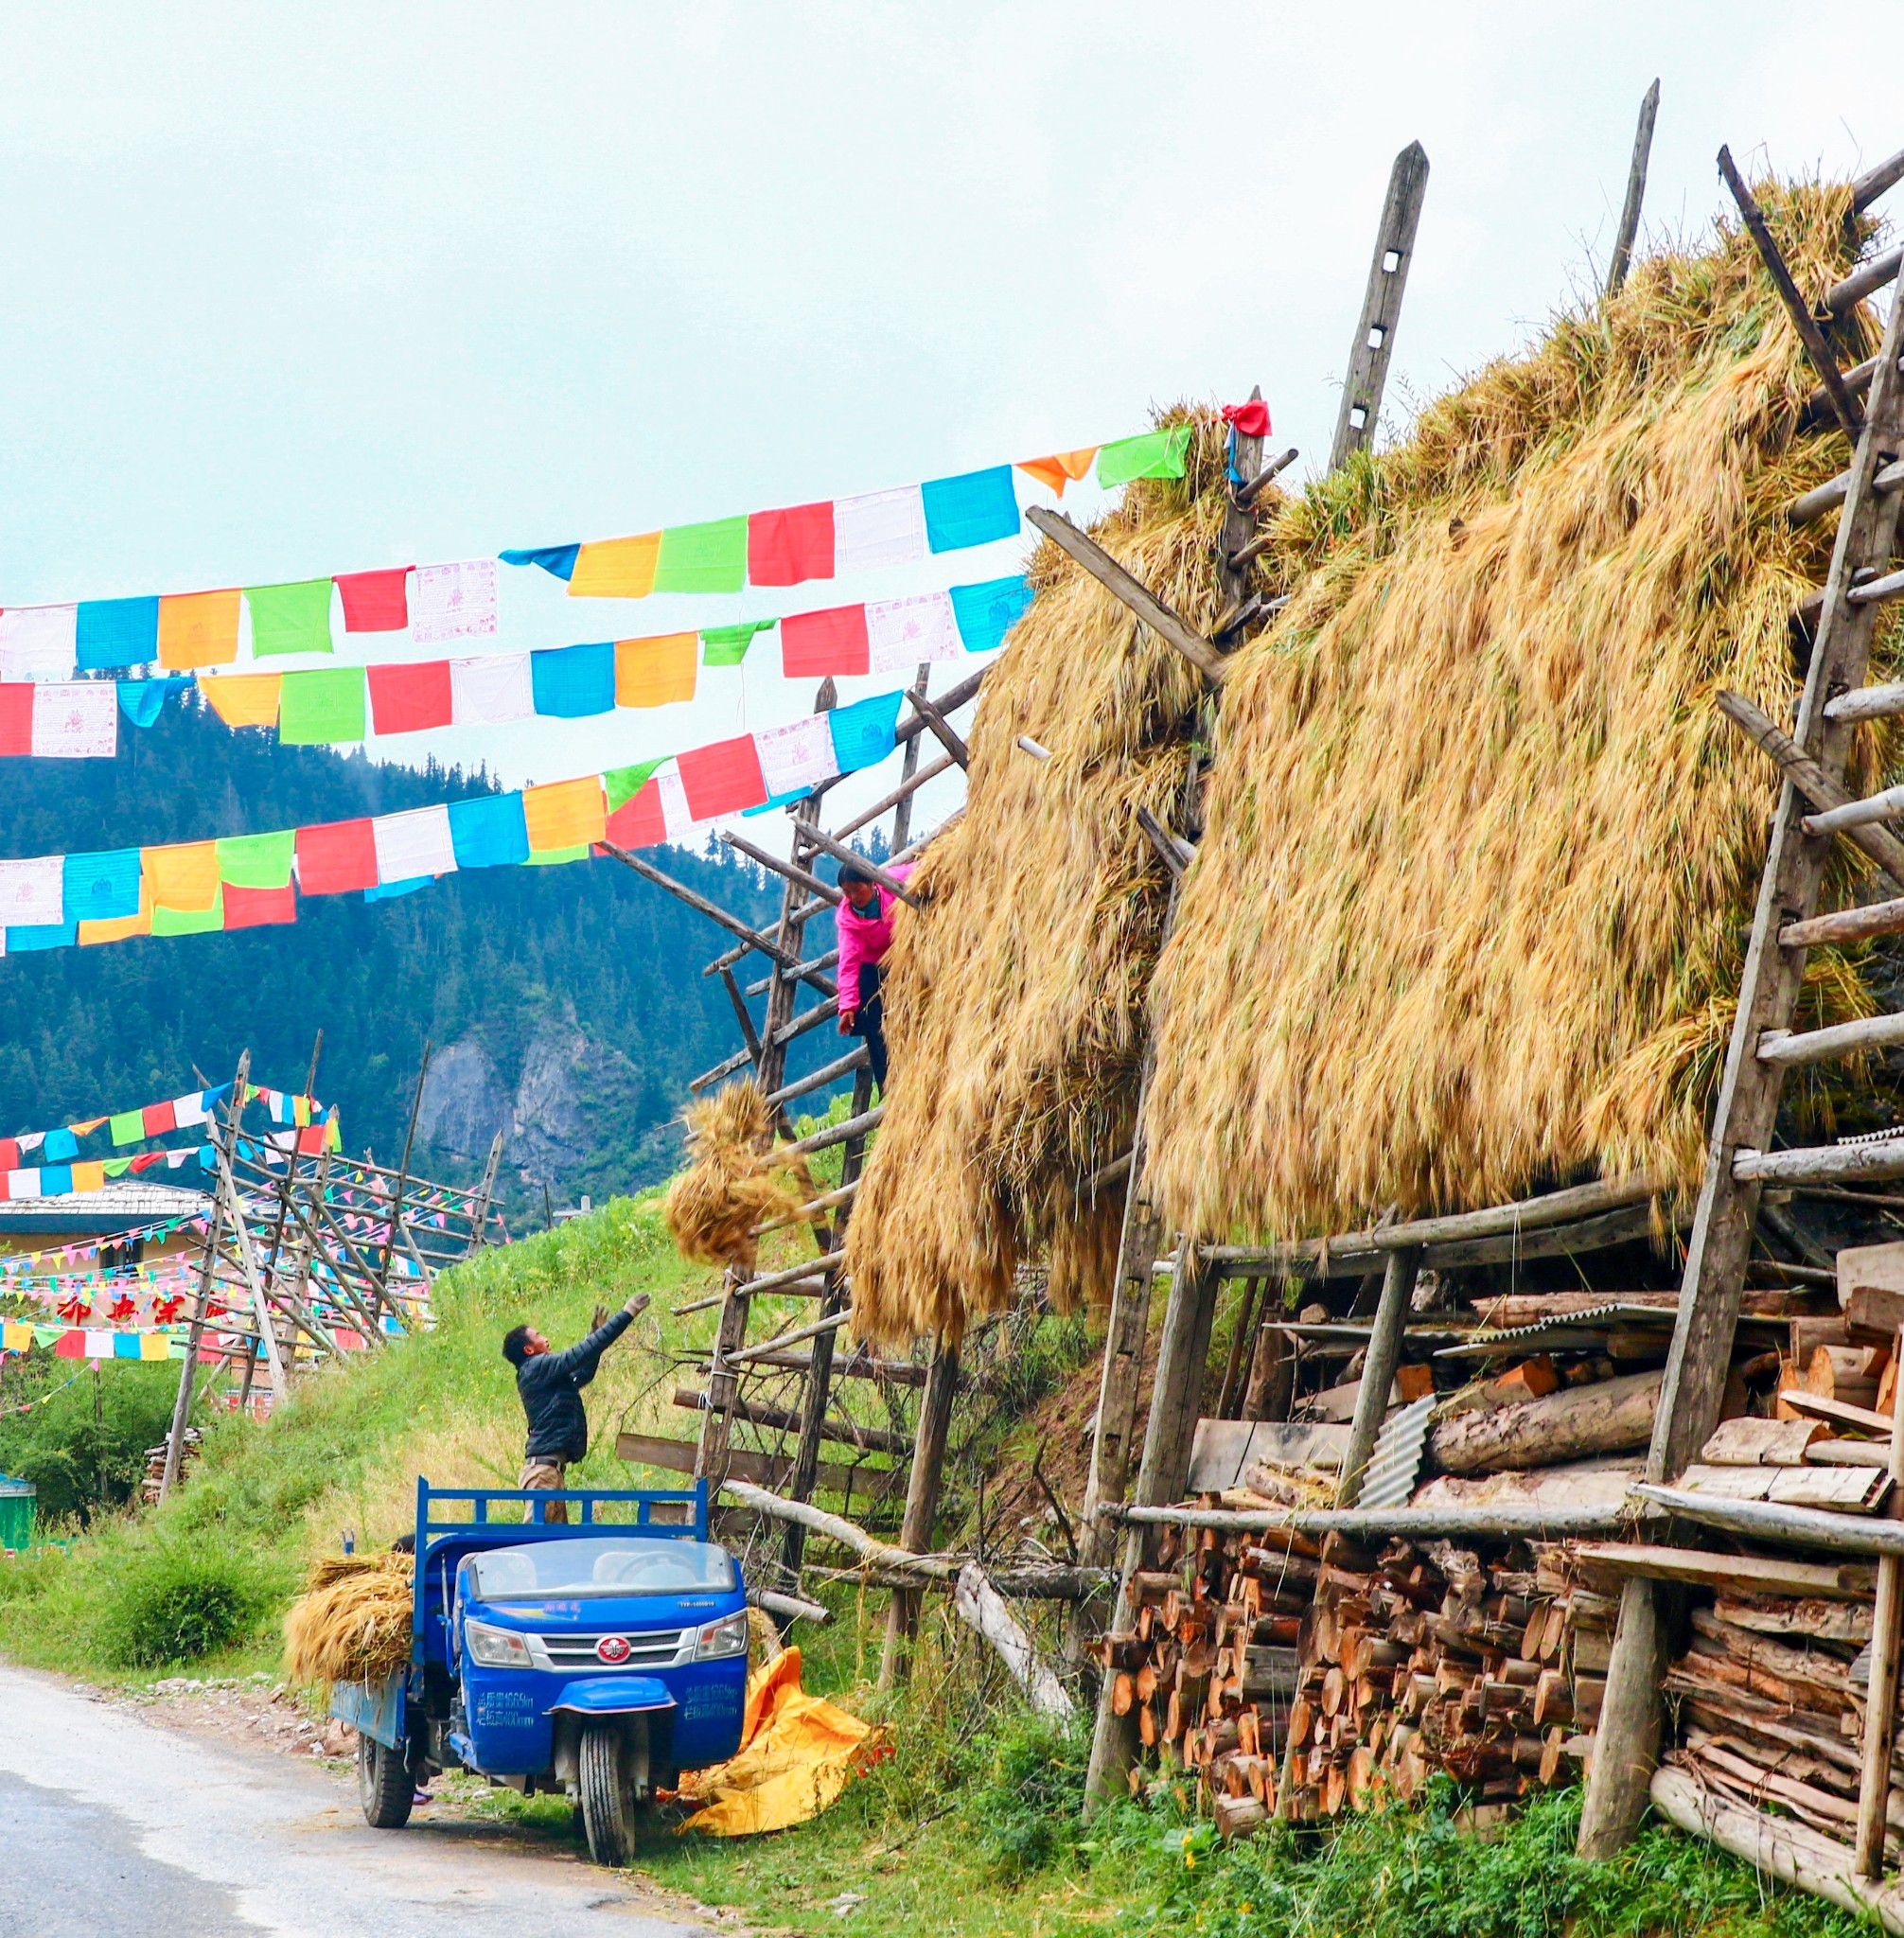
[142,1100,177,1136]
[42,1129,77,1162]
[295,819,379,895]
[613,634,696,709]
[448,794,530,869]
[7,1170,40,1200]
[118,676,188,729]
[223,883,296,928]
[1096,426,1192,486]
[144,841,220,911]
[334,567,412,633]
[40,1166,74,1195]
[139,1331,171,1362]
[499,543,579,581]
[868,591,961,673]
[654,517,749,595]
[157,590,241,669]
[413,560,498,644]
[71,1162,104,1193]
[677,733,767,819]
[173,1089,214,1129]
[523,844,589,866]
[83,1330,113,1358]
[700,620,775,668]
[829,692,904,772]
[63,850,141,923]
[200,671,283,729]
[756,714,838,797]
[0,605,79,680]
[603,759,664,815]
[529,642,616,718]
[77,596,161,672]
[603,776,666,849]
[951,574,1035,654]
[781,604,870,677]
[150,895,222,937]
[79,911,149,945]
[747,502,835,587]
[371,804,457,884]
[364,876,432,902]
[279,667,366,743]
[30,681,116,758]
[450,654,534,725]
[0,1140,16,1171]
[0,856,64,927]
[569,533,661,599]
[1015,449,1099,497]
[0,685,30,755]
[522,777,606,853]
[367,661,453,735]
[216,829,295,890]
[54,1329,83,1358]
[834,487,925,573]
[921,466,1019,553]
[245,579,335,657]
[113,1332,140,1359]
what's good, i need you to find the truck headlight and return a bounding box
[465,1618,535,1668]
[696,1612,749,1660]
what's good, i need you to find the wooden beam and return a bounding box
[718,829,841,905]
[1828,243,1904,318]
[902,685,970,769]
[1825,678,1904,722]
[1335,1246,1421,1506]
[718,965,764,1073]
[1757,1011,1904,1067]
[600,842,804,966]
[763,1045,868,1110]
[733,1249,846,1299]
[1217,382,1266,615]
[619,1430,855,1497]
[1572,1542,1875,1598]
[1025,506,1228,682]
[1104,1500,1627,1540]
[794,821,921,906]
[1330,140,1430,470]
[1858,1326,1904,1876]
[1631,1481,1904,1556]
[1604,79,1660,299]
[780,1104,882,1158]
[726,1309,853,1366]
[1736,1138,1904,1188]
[831,750,956,843]
[673,1385,910,1458]
[1856,147,1904,213]
[880,1338,961,1683]
[1235,445,1300,510]
[721,1475,959,1579]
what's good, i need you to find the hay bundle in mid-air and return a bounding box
[664,1080,816,1269]
[282,1552,414,1687]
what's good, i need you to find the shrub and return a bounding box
[97,1545,273,1668]
[970,1714,1088,1880]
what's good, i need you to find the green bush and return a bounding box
[96,1545,273,1668]
[969,1714,1087,1880]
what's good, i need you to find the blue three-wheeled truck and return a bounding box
[332,1479,749,1865]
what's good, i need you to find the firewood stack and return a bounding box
[140,1428,200,1505]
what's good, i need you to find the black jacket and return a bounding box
[516,1310,632,1462]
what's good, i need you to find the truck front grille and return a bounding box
[538,1628,686,1669]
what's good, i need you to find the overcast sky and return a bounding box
[0,3,1897,796]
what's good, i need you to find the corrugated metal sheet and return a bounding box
[1432,1302,1679,1357]
[1358,1394,1436,1509]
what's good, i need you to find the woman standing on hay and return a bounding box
[835,859,912,1094]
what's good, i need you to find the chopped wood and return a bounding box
[1781,1389,1894,1436]
[1701,1417,1825,1466]
[1426,1370,1661,1474]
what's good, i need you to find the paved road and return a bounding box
[0,1665,721,1938]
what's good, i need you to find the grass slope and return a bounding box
[0,1193,1862,1938]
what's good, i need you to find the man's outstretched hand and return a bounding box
[622,1294,651,1321]
[591,1304,609,1333]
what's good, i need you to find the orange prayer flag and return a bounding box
[1015,449,1100,498]
[200,671,283,729]
[69,1161,105,1193]
[67,1118,108,1136]
[157,590,241,670]
[522,777,607,853]
[614,633,697,709]
[141,840,220,912]
[569,533,662,599]
[79,910,150,945]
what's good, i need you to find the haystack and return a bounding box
[1141,177,1894,1241]
[282,1552,414,1687]
[665,1080,816,1269]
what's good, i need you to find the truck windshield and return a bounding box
[467,1537,736,1602]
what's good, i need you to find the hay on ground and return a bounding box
[665,1080,817,1270]
[282,1552,414,1687]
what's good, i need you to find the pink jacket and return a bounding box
[835,862,913,1015]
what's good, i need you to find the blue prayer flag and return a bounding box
[117,676,189,729]
[6,920,79,954]
[499,543,580,581]
[828,692,904,773]
[76,597,161,672]
[950,574,1035,654]
[530,642,617,718]
[42,1128,79,1162]
[363,876,434,902]
[449,794,531,870]
[743,788,808,818]
[37,1165,73,1194]
[921,466,1020,555]
[63,849,142,921]
[114,1333,141,1359]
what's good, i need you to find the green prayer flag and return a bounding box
[1096,426,1192,488]
[603,759,665,812]
[522,844,591,867]
[245,578,335,657]
[103,1158,132,1177]
[151,892,224,936]
[279,668,366,744]
[653,517,748,594]
[108,1111,145,1146]
[215,829,296,890]
[699,619,776,667]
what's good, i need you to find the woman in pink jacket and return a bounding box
[835,859,913,1093]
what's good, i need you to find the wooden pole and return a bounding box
[888,664,932,854]
[1581,259,1904,1862]
[1329,141,1430,471]
[1857,1323,1904,1877]
[879,1334,960,1686]
[468,1129,505,1254]
[1604,80,1660,298]
[1335,1244,1422,1506]
[377,1040,431,1302]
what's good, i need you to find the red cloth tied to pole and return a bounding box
[1221,400,1272,437]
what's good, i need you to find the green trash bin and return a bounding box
[0,1472,35,1552]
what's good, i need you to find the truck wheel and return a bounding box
[578,1719,641,1866]
[359,1732,414,1829]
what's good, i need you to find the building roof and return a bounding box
[0,1180,208,1235]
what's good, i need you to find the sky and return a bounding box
[0,2,1898,803]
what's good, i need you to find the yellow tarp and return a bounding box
[674,1646,883,1837]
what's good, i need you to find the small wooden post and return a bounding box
[1335,1245,1421,1506]
[1329,141,1430,471]
[879,1333,960,1687]
[1243,1280,1295,1420]
[889,663,932,854]
[377,1040,432,1302]
[1604,79,1660,298]
[1856,1324,1904,1876]
[468,1129,505,1254]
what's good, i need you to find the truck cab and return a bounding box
[334,1478,749,1865]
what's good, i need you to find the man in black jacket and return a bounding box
[502,1294,649,1522]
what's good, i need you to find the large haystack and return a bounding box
[1143,179,1891,1241]
[844,436,1227,1348]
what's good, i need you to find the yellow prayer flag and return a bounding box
[142,840,221,912]
[158,590,242,670]
[523,776,607,853]
[68,1118,108,1136]
[2,1320,30,1352]
[69,1161,105,1193]
[80,910,150,945]
[200,671,284,729]
[614,632,697,709]
[569,533,661,600]
[140,1331,172,1361]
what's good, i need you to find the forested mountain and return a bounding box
[0,694,806,1218]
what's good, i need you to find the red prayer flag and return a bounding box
[781,604,870,677]
[54,1330,85,1359]
[295,1124,327,1154]
[747,502,836,587]
[0,1139,17,1172]
[224,883,297,929]
[335,567,413,633]
[295,819,379,895]
[677,733,767,820]
[367,660,453,735]
[130,1153,163,1172]
[604,780,666,850]
[141,1100,177,1137]
[1222,399,1273,437]
[0,685,32,757]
